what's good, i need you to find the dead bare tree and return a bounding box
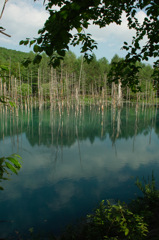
[0,0,11,37]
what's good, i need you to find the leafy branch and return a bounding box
[0,154,22,190]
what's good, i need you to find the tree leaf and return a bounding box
[9,101,16,107]
[33,55,42,64]
[125,228,129,236]
[6,157,22,169]
[33,45,40,53]
[77,27,82,33]
[5,162,18,175]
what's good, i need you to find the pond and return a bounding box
[0,104,159,239]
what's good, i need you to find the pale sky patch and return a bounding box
[0,0,48,50]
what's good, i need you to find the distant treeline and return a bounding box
[0,47,157,106]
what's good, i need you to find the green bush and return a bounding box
[85,200,148,240]
[60,175,159,240]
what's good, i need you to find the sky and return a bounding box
[0,0,154,64]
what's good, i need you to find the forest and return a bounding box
[0,47,157,110]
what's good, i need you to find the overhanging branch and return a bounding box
[0,0,9,19]
[0,28,11,37]
[0,0,11,37]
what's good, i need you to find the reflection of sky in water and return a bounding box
[0,107,159,238]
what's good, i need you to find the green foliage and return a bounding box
[108,58,141,92]
[41,83,50,98]
[17,83,32,98]
[130,174,159,226]
[0,47,156,100]
[135,173,157,200]
[58,175,159,240]
[152,60,159,88]
[0,96,16,108]
[0,154,22,190]
[85,200,148,240]
[21,0,158,89]
[0,64,9,78]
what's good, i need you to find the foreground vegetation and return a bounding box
[12,175,158,240]
[51,175,159,240]
[0,154,22,190]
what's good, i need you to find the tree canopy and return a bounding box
[20,0,158,88]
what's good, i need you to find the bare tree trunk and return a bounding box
[14,77,17,106]
[75,87,79,105]
[3,82,6,96]
[65,71,69,104]
[38,68,41,109]
[60,62,63,99]
[104,74,107,106]
[19,78,23,109]
[30,71,33,107]
[18,63,22,108]
[117,79,122,107]
[0,78,2,96]
[111,82,116,107]
[27,72,30,110]
[50,66,53,105]
[82,73,85,100]
[79,56,83,96]
[116,108,121,138]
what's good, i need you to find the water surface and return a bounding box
[0,104,159,238]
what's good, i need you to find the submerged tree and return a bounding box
[20,0,159,89]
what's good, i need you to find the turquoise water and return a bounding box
[0,104,159,238]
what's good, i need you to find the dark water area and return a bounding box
[0,104,159,239]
